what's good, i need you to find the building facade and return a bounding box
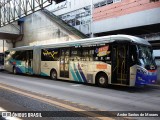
[49,0,160,42]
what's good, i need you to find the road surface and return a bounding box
[0,71,160,120]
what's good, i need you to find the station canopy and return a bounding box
[0,0,57,27]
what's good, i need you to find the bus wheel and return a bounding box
[50,69,57,80]
[97,73,108,87]
[13,67,17,74]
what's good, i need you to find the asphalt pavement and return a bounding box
[0,71,160,120]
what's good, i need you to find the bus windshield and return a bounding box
[138,46,156,68]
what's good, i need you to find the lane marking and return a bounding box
[0,84,114,120]
[0,107,22,120]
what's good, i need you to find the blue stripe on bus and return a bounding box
[16,66,28,73]
[28,67,34,74]
[21,66,26,73]
[40,72,49,76]
[78,63,87,83]
[15,62,25,73]
[16,66,23,73]
[73,63,83,82]
[10,59,34,74]
[69,65,78,81]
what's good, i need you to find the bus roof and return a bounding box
[7,35,150,51]
[6,46,34,51]
[42,35,150,48]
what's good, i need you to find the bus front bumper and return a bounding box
[135,72,157,86]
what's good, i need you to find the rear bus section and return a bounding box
[4,49,34,74]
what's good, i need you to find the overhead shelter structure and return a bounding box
[0,0,87,44]
[0,0,54,27]
[0,0,66,45]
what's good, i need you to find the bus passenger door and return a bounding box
[111,44,129,85]
[60,48,69,78]
[25,50,33,74]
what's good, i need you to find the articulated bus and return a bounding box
[4,35,157,87]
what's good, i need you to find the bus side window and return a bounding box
[82,47,94,61]
[12,51,26,61]
[71,47,81,61]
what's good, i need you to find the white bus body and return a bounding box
[4,35,157,87]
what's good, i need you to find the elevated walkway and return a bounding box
[41,9,88,39]
[0,23,23,43]
[0,23,23,44]
[0,32,23,41]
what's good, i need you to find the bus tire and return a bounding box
[96,73,108,87]
[13,67,17,74]
[50,69,57,80]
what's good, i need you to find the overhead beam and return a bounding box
[0,32,23,40]
[0,0,53,27]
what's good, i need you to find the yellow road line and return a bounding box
[0,84,114,120]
